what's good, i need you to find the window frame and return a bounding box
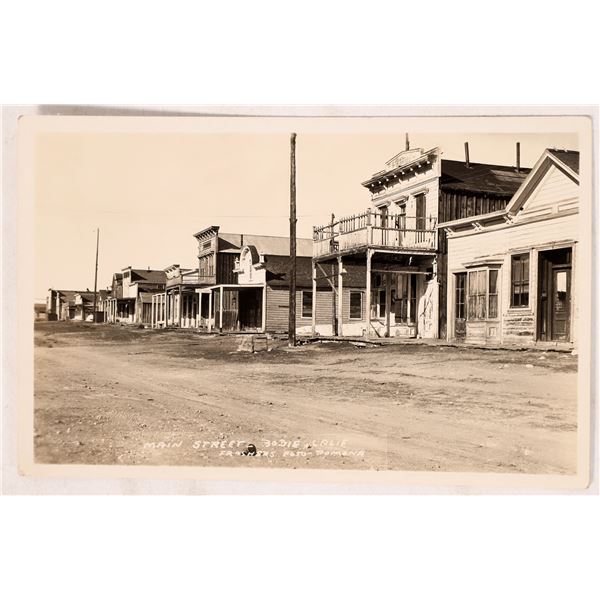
[349,290,363,320]
[466,267,500,322]
[510,253,530,308]
[301,290,313,319]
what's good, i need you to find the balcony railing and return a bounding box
[313,210,437,258]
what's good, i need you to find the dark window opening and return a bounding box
[511,253,530,307]
[350,291,363,320]
[301,291,312,318]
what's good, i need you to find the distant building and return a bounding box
[440,149,579,347]
[74,290,108,322]
[104,267,166,325]
[152,265,201,329]
[151,228,325,331]
[34,303,48,321]
[46,289,84,321]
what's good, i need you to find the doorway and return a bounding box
[537,247,572,342]
[454,272,467,340]
[238,288,262,331]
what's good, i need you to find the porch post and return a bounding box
[151,295,155,328]
[261,284,267,333]
[365,250,372,340]
[385,271,391,338]
[219,286,224,332]
[337,256,343,337]
[178,285,183,328]
[198,291,202,329]
[311,261,317,335]
[208,291,213,333]
[164,290,168,328]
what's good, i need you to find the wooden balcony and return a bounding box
[313,210,437,259]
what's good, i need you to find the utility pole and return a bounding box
[93,228,99,323]
[288,132,297,347]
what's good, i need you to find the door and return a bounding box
[454,272,467,340]
[551,268,571,341]
[538,247,572,342]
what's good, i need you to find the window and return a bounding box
[455,273,466,320]
[468,270,487,320]
[488,269,498,318]
[301,291,312,318]
[349,291,363,320]
[395,273,417,324]
[467,268,499,321]
[511,253,529,307]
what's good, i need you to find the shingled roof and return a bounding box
[440,159,530,196]
[548,149,579,174]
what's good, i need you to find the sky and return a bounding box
[34,129,578,300]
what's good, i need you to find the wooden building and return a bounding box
[151,265,200,329]
[312,143,529,339]
[196,235,352,334]
[104,267,166,325]
[74,290,107,321]
[440,149,579,347]
[46,289,84,321]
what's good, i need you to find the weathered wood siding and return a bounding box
[438,190,512,339]
[266,287,333,332]
[519,164,579,217]
[446,166,578,345]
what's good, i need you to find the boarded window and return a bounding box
[350,291,363,320]
[301,291,312,318]
[511,253,530,307]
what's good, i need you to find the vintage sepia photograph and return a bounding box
[15,113,593,488]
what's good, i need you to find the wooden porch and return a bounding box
[313,209,437,260]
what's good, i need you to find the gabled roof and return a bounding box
[547,149,579,175]
[505,148,579,216]
[440,159,530,196]
[438,148,579,230]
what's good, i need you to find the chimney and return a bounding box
[405,133,410,151]
[464,142,470,168]
[516,142,521,173]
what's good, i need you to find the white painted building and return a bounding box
[440,149,579,347]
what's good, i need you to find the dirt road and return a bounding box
[34,322,578,473]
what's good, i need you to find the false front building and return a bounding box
[312,144,529,339]
[104,267,166,325]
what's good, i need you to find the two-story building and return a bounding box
[440,149,579,348]
[312,143,529,339]
[197,234,318,333]
[104,267,166,325]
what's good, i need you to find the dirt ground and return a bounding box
[33,321,578,473]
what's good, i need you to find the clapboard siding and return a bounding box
[446,163,579,344]
[521,164,579,216]
[266,287,333,332]
[341,288,366,323]
[448,213,578,270]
